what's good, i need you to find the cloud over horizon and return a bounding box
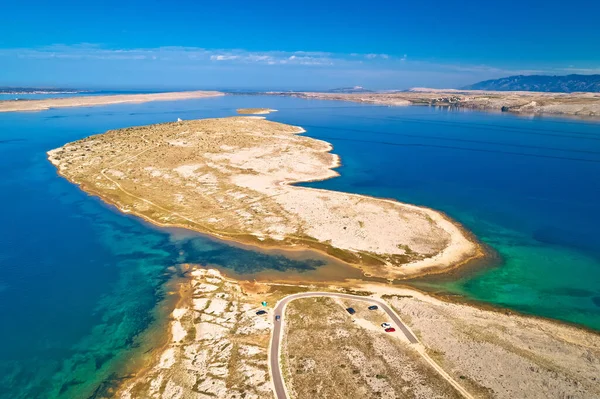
[1,44,597,90]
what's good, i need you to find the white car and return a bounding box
[381,322,392,329]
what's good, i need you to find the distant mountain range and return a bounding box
[326,86,374,94]
[461,74,600,93]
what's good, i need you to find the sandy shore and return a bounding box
[237,108,278,115]
[268,90,600,118]
[0,90,223,113]
[48,116,481,279]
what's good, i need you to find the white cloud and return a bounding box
[2,43,588,88]
[364,53,390,59]
[210,55,240,61]
[0,45,400,67]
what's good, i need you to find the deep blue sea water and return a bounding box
[1,95,599,398]
[283,103,600,330]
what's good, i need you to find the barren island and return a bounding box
[48,116,480,279]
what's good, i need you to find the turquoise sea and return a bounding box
[0,95,599,398]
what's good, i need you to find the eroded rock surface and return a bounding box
[48,117,478,278]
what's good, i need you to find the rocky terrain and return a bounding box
[269,90,600,117]
[118,268,275,399]
[114,270,600,399]
[282,296,461,399]
[358,285,600,399]
[48,116,479,279]
[280,283,600,399]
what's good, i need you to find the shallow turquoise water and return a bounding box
[0,96,599,397]
[0,97,327,398]
[282,103,600,329]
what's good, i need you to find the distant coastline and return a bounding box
[264,89,600,118]
[5,88,600,119]
[0,90,223,112]
[0,87,88,95]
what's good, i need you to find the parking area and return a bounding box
[279,296,462,399]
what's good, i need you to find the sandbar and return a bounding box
[0,90,223,113]
[237,108,278,115]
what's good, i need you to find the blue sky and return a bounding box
[1,0,599,90]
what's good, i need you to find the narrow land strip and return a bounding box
[267,90,600,118]
[0,90,223,112]
[115,269,600,399]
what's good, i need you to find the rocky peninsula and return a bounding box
[117,268,600,399]
[48,116,480,279]
[268,89,600,118]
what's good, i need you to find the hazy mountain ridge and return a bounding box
[462,74,600,93]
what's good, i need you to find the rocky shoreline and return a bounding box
[266,89,600,118]
[47,116,481,280]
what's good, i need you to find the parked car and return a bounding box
[381,322,392,328]
[385,327,396,333]
[275,315,281,321]
[256,310,267,315]
[368,305,378,310]
[346,307,356,315]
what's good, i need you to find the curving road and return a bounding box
[268,292,473,399]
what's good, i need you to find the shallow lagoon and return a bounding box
[0,95,599,397]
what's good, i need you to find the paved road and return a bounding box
[268,292,419,399]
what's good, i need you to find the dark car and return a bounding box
[385,327,396,333]
[256,310,267,315]
[275,315,281,321]
[368,305,379,311]
[346,307,356,315]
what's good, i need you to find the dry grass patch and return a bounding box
[282,297,461,399]
[49,116,478,279]
[385,293,600,398]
